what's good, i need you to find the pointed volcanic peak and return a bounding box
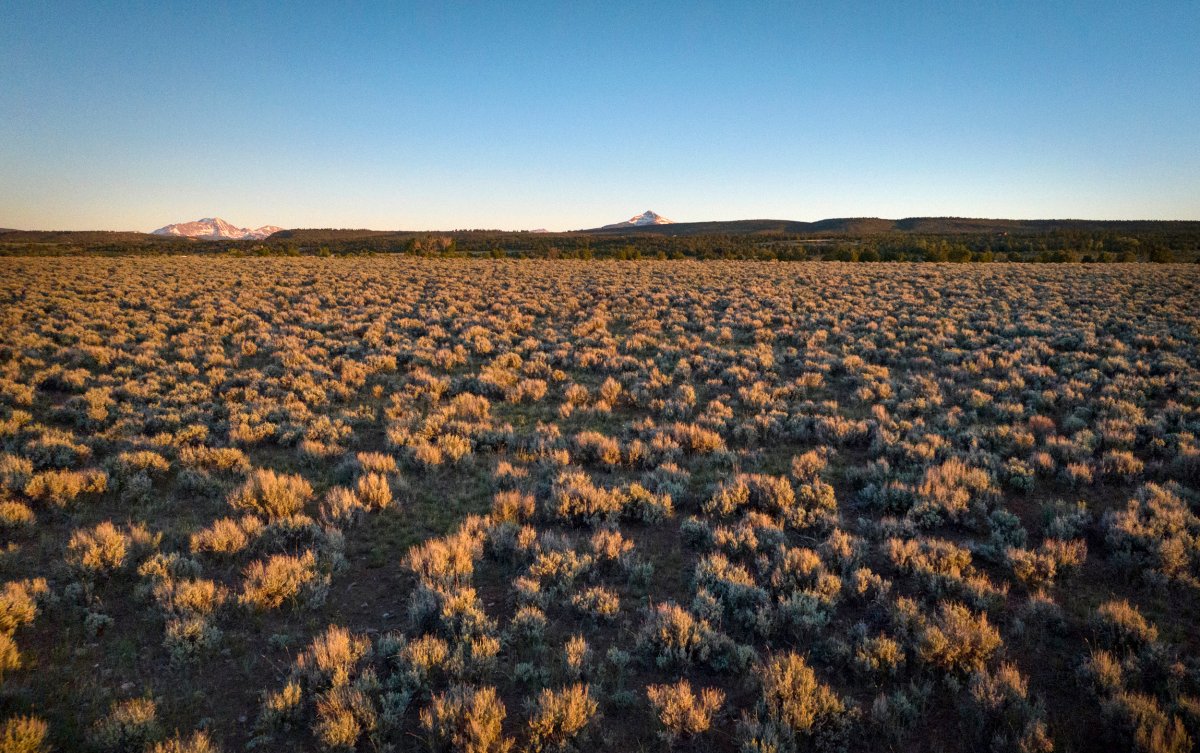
[599,210,674,230]
[151,217,283,240]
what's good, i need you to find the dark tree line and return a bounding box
[3,226,1198,262]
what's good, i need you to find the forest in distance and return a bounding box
[3,218,1200,262]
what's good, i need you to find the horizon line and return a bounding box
[6,213,1200,235]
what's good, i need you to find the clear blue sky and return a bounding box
[2,1,1198,231]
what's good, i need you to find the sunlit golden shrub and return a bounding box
[646,680,724,743]
[229,469,314,520]
[420,684,512,753]
[240,551,323,611]
[67,521,130,574]
[526,683,598,752]
[0,715,50,753]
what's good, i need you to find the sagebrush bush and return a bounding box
[526,683,598,752]
[570,587,620,622]
[148,731,219,753]
[491,490,535,524]
[0,455,33,492]
[229,469,313,520]
[1091,599,1159,652]
[1103,483,1199,586]
[89,698,161,752]
[67,521,130,574]
[1077,648,1124,697]
[546,470,625,525]
[314,685,377,750]
[23,468,107,506]
[0,715,49,753]
[636,602,710,668]
[918,601,1003,675]
[320,486,367,524]
[0,579,46,635]
[646,680,725,743]
[0,633,21,680]
[190,516,262,555]
[240,551,323,610]
[963,663,1052,753]
[911,459,996,526]
[296,625,373,689]
[405,531,481,590]
[1102,691,1193,753]
[355,471,393,510]
[574,431,622,468]
[355,451,397,475]
[755,651,853,747]
[420,684,513,753]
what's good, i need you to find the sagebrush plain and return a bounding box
[0,258,1197,753]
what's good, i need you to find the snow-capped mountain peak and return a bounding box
[600,210,674,229]
[151,217,282,240]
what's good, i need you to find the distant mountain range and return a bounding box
[151,217,282,240]
[2,214,1198,247]
[599,210,674,229]
[581,216,1200,236]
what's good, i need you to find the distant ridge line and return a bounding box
[2,217,1199,245]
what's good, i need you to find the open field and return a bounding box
[0,258,1198,752]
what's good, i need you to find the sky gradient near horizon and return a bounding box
[2,1,1199,232]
